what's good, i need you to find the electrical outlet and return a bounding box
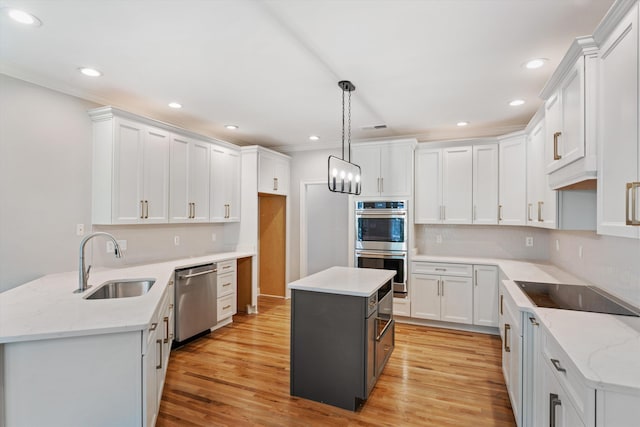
[211,233,217,242]
[555,239,560,252]
[106,241,114,253]
[76,223,85,236]
[578,245,583,259]
[174,235,180,246]
[436,235,442,244]
[525,237,534,247]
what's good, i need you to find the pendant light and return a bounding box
[328,80,361,194]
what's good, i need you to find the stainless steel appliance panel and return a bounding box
[174,263,218,342]
[355,250,407,296]
[355,200,408,251]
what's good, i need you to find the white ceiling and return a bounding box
[0,0,615,151]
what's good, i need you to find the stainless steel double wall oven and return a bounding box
[355,200,408,297]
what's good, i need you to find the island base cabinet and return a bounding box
[596,389,640,427]
[290,289,389,411]
[3,332,143,427]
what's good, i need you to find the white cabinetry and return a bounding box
[351,140,414,197]
[258,149,290,195]
[210,145,241,222]
[498,133,527,226]
[540,37,598,189]
[596,1,640,238]
[414,146,472,224]
[473,144,499,224]
[216,259,237,321]
[526,117,557,228]
[169,135,210,222]
[91,110,171,224]
[499,281,522,426]
[411,262,473,324]
[472,265,498,327]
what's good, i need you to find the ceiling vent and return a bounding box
[361,124,387,130]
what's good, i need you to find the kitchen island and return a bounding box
[288,266,396,411]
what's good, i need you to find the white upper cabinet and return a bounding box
[169,136,210,223]
[526,115,557,229]
[414,148,442,223]
[472,144,499,225]
[540,36,598,189]
[498,133,527,226]
[351,140,415,197]
[210,145,241,222]
[258,149,290,196]
[91,110,171,225]
[442,146,473,224]
[596,1,640,239]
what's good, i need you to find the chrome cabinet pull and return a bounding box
[273,177,278,191]
[163,316,169,343]
[156,339,162,369]
[435,268,446,272]
[498,204,503,221]
[436,279,440,296]
[223,282,232,287]
[626,182,640,225]
[144,200,149,219]
[500,294,504,315]
[441,280,444,296]
[529,316,539,326]
[527,203,533,222]
[553,131,562,160]
[504,324,511,352]
[223,304,231,310]
[474,269,478,286]
[140,200,145,219]
[538,201,544,222]
[149,322,158,331]
[550,393,561,427]
[550,358,566,373]
[380,177,384,193]
[222,265,231,270]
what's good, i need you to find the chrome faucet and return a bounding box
[75,232,122,293]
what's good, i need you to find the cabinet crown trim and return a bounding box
[593,0,638,45]
[539,36,598,100]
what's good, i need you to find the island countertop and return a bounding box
[288,266,396,297]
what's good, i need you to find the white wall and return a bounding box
[0,75,239,292]
[548,231,640,307]
[414,224,550,260]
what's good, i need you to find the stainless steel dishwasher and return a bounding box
[174,263,217,343]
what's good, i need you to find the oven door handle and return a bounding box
[356,251,406,258]
[355,212,406,217]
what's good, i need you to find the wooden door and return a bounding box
[259,194,286,297]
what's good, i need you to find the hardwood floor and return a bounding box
[157,297,515,426]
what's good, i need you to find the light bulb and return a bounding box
[332,168,338,177]
[340,171,346,179]
[355,175,361,183]
[347,173,353,181]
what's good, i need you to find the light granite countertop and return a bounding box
[288,266,396,297]
[412,254,640,395]
[0,251,254,344]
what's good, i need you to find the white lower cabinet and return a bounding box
[472,265,498,327]
[217,259,237,322]
[411,262,473,324]
[499,282,522,426]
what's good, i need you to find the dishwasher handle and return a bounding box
[179,269,217,279]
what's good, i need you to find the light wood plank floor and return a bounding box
[158,297,516,426]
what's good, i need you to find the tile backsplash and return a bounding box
[414,224,549,260]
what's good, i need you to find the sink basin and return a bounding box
[85,278,156,300]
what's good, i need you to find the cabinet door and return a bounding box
[143,325,159,427]
[379,143,413,197]
[499,136,527,225]
[502,294,522,426]
[410,274,440,320]
[273,156,290,195]
[442,146,472,224]
[351,145,381,197]
[527,125,543,225]
[473,265,498,327]
[143,126,170,223]
[414,149,442,223]
[258,153,276,194]
[597,5,640,239]
[210,146,228,221]
[226,150,241,221]
[540,358,586,427]
[169,135,191,222]
[440,276,473,324]
[113,118,145,223]
[559,58,586,168]
[189,140,210,222]
[473,144,499,224]
[545,93,563,172]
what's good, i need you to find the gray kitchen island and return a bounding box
[288,266,396,411]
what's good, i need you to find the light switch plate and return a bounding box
[525,237,534,247]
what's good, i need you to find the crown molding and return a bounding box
[593,0,638,45]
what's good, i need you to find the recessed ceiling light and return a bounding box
[309,135,320,141]
[225,125,238,130]
[168,102,182,109]
[6,8,42,26]
[509,99,526,107]
[79,67,102,77]
[457,121,469,127]
[524,58,547,69]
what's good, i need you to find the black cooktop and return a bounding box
[515,281,640,317]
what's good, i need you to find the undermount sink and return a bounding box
[84,278,156,300]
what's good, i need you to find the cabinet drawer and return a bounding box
[217,293,237,321]
[217,259,236,274]
[217,271,236,297]
[393,297,411,317]
[412,262,472,277]
[541,328,589,420]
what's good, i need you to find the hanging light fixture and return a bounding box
[328,80,361,195]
